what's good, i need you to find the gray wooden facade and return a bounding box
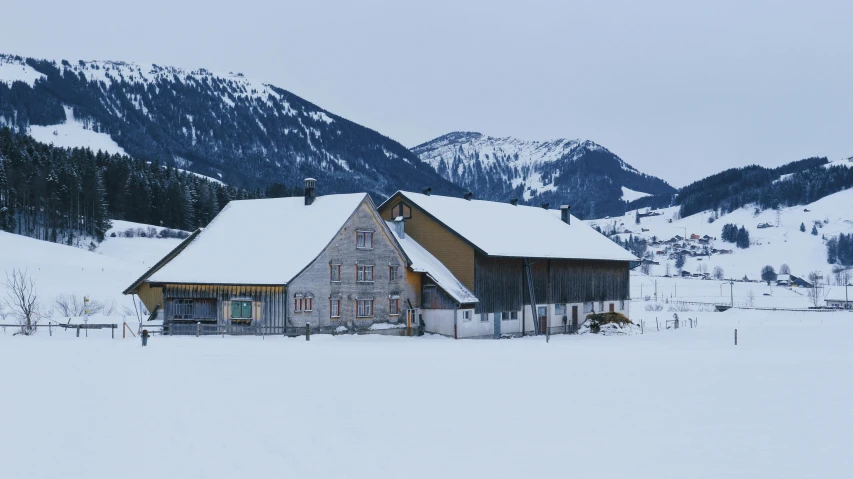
[473,253,630,314]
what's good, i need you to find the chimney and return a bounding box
[510,198,518,206]
[540,202,549,210]
[304,178,316,205]
[464,191,473,201]
[394,216,405,239]
[560,205,571,225]
[422,187,432,196]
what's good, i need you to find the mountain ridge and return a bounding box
[413,130,676,218]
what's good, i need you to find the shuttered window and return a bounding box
[231,300,252,319]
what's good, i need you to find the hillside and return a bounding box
[0,54,463,198]
[0,220,185,319]
[413,131,676,218]
[591,187,853,286]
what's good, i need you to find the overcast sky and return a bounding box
[4,0,852,186]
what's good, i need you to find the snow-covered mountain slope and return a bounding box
[413,131,675,218]
[0,54,462,198]
[0,220,185,317]
[591,188,853,284]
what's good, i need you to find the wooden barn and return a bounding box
[378,191,637,338]
[123,179,467,335]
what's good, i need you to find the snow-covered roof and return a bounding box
[824,288,852,302]
[385,221,478,304]
[385,192,637,262]
[149,193,368,285]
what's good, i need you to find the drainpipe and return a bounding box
[283,285,288,336]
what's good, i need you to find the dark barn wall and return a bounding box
[162,284,287,332]
[474,254,630,314]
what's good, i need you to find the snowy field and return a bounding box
[2,308,851,479]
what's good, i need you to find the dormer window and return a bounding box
[391,202,412,219]
[356,231,373,249]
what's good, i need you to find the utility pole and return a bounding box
[728,281,735,306]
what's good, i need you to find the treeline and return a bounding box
[0,127,277,245]
[610,234,648,258]
[827,234,853,267]
[720,223,750,249]
[675,157,853,217]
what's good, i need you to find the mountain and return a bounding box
[412,131,676,218]
[0,54,463,198]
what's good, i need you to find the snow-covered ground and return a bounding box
[1,307,850,478]
[621,186,651,202]
[591,187,853,283]
[0,220,184,318]
[29,106,128,156]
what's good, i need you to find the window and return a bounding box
[555,304,567,316]
[391,202,412,219]
[356,231,373,249]
[231,300,252,320]
[330,299,341,318]
[357,265,374,282]
[480,312,489,322]
[462,310,471,321]
[294,296,303,313]
[304,297,313,312]
[500,311,518,321]
[330,263,341,282]
[357,299,374,317]
[389,298,400,316]
[173,299,193,319]
[389,265,400,282]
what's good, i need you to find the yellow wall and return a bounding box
[136,283,163,315]
[380,194,475,291]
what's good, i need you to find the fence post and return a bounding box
[734,328,737,346]
[49,323,52,336]
[112,324,115,339]
[656,317,659,331]
[196,321,200,337]
[306,323,311,341]
[76,325,80,337]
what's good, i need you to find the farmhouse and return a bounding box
[123,179,454,334]
[824,288,852,309]
[378,191,637,338]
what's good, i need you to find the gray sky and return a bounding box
[4,0,853,186]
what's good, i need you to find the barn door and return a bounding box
[572,306,579,333]
[537,306,547,334]
[493,312,501,339]
[609,303,615,313]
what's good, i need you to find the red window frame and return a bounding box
[330,299,341,318]
[304,297,313,312]
[357,299,374,317]
[356,231,373,249]
[357,265,374,282]
[389,265,399,281]
[389,298,400,315]
[294,297,302,312]
[330,264,341,282]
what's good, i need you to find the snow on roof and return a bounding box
[385,221,477,304]
[824,288,852,302]
[149,193,367,285]
[389,192,637,261]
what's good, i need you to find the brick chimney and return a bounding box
[304,178,316,205]
[560,205,571,224]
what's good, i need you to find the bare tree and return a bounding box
[3,269,42,335]
[747,290,755,307]
[713,266,725,280]
[808,271,821,286]
[808,283,824,308]
[640,262,652,275]
[779,264,791,275]
[54,294,116,317]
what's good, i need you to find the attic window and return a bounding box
[356,231,373,249]
[391,202,412,219]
